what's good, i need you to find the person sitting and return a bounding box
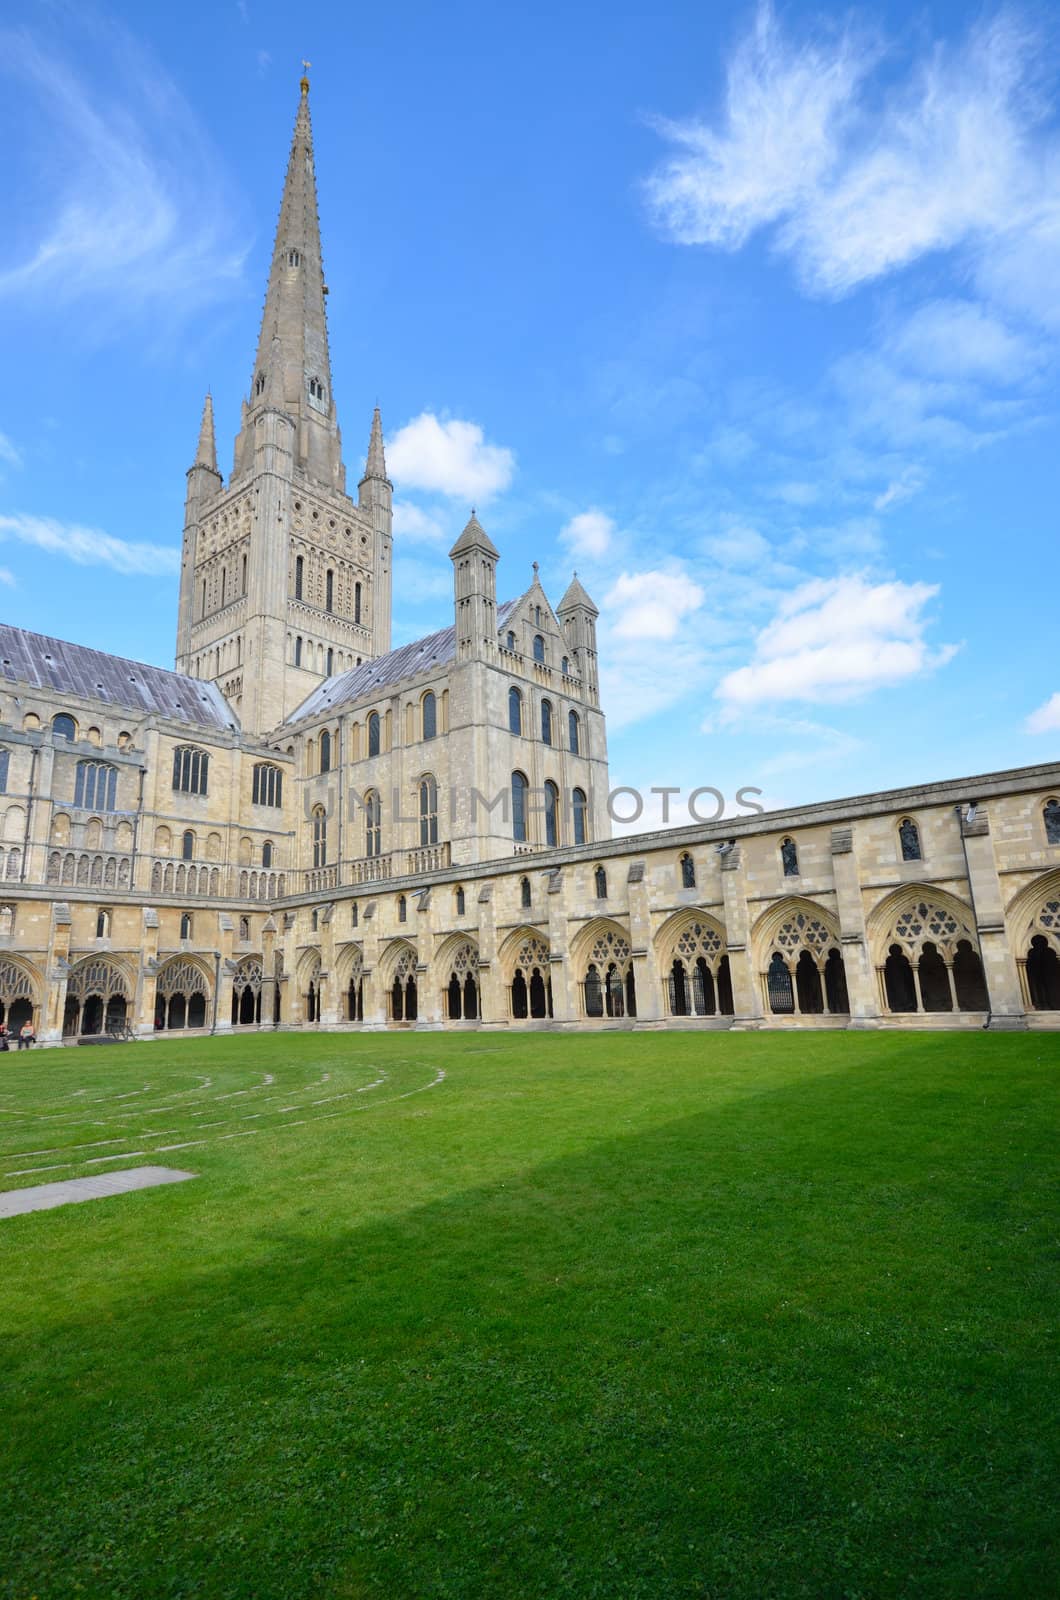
[17,1021,35,1049]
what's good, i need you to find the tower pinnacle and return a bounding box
[194,391,218,472]
[362,406,389,483]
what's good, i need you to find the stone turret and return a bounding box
[557,572,599,702]
[449,511,499,661]
[359,407,393,655]
[176,393,223,670]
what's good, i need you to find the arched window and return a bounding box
[365,791,381,857]
[780,837,799,877]
[294,636,303,667]
[220,568,227,608]
[0,750,8,794]
[325,569,334,612]
[172,747,208,796]
[568,711,580,754]
[52,714,76,742]
[295,555,304,600]
[252,763,283,807]
[562,656,570,675]
[367,712,381,758]
[180,912,193,940]
[534,605,542,626]
[74,762,118,812]
[455,886,466,916]
[545,780,559,847]
[242,554,247,594]
[326,648,334,675]
[319,730,332,774]
[1045,799,1060,846]
[262,840,273,868]
[573,787,588,846]
[520,876,531,908]
[354,582,362,624]
[422,691,437,741]
[239,916,250,941]
[680,852,696,888]
[311,910,319,932]
[541,700,553,745]
[512,771,529,843]
[255,372,266,395]
[95,909,110,939]
[532,634,545,665]
[508,687,522,736]
[397,894,407,923]
[419,775,438,846]
[351,903,359,929]
[312,805,327,868]
[766,952,795,1013]
[594,865,607,899]
[181,830,195,862]
[506,631,516,651]
[899,818,922,861]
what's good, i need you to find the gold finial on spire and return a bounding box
[300,59,311,93]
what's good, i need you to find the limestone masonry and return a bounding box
[2,80,1058,1040]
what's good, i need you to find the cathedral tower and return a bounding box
[175,72,393,735]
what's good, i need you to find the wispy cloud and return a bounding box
[392,502,449,545]
[560,509,615,560]
[716,574,958,707]
[0,19,247,327]
[1026,692,1060,734]
[0,434,21,468]
[0,514,179,576]
[387,413,515,501]
[646,6,1059,311]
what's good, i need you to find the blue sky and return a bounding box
[0,0,1056,826]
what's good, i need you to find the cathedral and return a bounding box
[1,78,1058,1042]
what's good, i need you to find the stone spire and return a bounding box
[232,72,345,490]
[194,392,218,471]
[558,571,599,616]
[362,406,389,483]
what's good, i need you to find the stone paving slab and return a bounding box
[0,1166,198,1219]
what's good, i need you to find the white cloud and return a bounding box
[1026,692,1060,735]
[0,24,246,323]
[560,509,615,560]
[387,413,515,501]
[704,525,772,568]
[392,501,448,544]
[889,299,1040,383]
[0,513,179,576]
[646,7,1058,312]
[716,574,958,706]
[0,567,14,587]
[604,568,705,641]
[0,433,21,467]
[874,467,925,512]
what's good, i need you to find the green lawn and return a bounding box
[1,1030,1057,1599]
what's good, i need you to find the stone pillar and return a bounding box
[829,825,879,1027]
[215,914,236,1032]
[261,916,278,1028]
[626,861,665,1025]
[133,908,160,1038]
[475,885,507,1028]
[960,806,1027,1027]
[414,890,444,1028]
[719,846,760,1025]
[319,902,340,1027]
[546,868,574,1026]
[359,901,387,1029]
[42,901,71,1045]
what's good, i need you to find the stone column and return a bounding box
[261,916,278,1028]
[133,908,160,1038]
[959,806,1027,1027]
[359,901,387,1029]
[718,846,760,1026]
[475,885,507,1029]
[318,902,340,1027]
[215,914,236,1032]
[627,861,665,1026]
[829,825,879,1027]
[42,901,72,1045]
[545,867,575,1026]
[414,889,444,1028]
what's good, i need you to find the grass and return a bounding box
[0,1028,1057,1599]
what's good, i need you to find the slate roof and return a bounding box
[0,625,237,731]
[287,599,519,725]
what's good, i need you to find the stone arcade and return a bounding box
[1,77,1058,1042]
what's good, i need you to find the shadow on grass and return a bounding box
[2,1045,1057,1600]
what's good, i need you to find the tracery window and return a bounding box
[545,780,559,848]
[1045,799,1060,846]
[312,805,327,869]
[899,818,922,861]
[75,762,117,812]
[252,763,283,807]
[419,775,438,847]
[364,790,381,858]
[172,746,208,796]
[508,687,522,736]
[512,771,529,843]
[780,837,799,877]
[422,691,437,741]
[573,787,588,846]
